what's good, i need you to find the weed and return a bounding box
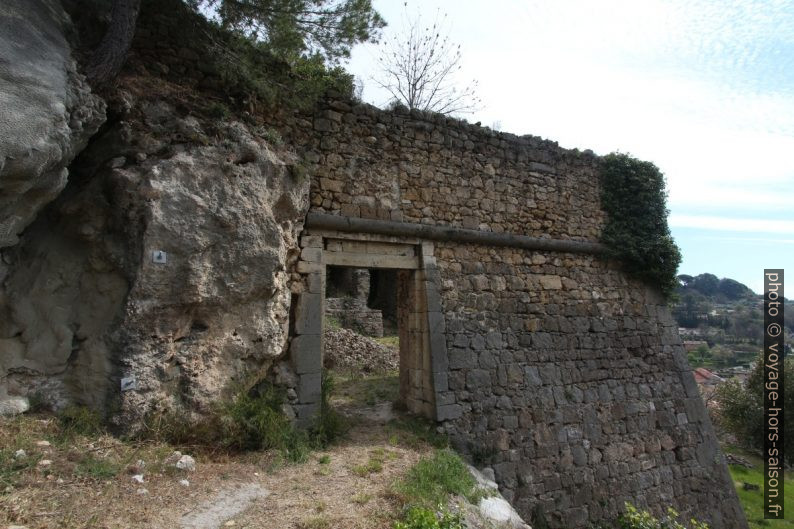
[259,127,283,145]
[391,449,481,509]
[0,447,40,489]
[141,371,345,463]
[298,515,331,529]
[394,505,464,529]
[310,372,348,448]
[352,492,372,504]
[387,416,448,449]
[58,405,105,438]
[617,503,710,529]
[374,335,400,348]
[353,447,398,476]
[206,101,230,120]
[75,455,122,480]
[318,455,331,465]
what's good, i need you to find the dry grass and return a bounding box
[0,372,438,528]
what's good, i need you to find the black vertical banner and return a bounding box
[764,269,784,519]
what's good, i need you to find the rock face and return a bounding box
[0,0,105,249]
[0,96,308,425]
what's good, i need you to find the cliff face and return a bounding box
[0,85,309,422]
[0,0,105,249]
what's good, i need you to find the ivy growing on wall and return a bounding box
[600,153,682,298]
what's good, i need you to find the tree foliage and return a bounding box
[189,0,385,63]
[373,8,480,115]
[715,353,792,465]
[600,153,682,298]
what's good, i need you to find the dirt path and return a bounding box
[1,375,434,529]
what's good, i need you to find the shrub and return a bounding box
[394,505,464,529]
[618,503,709,529]
[142,371,345,462]
[600,153,681,298]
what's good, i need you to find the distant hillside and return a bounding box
[672,273,792,368]
[677,273,756,302]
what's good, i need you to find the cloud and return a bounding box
[669,215,794,234]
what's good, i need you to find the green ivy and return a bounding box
[600,153,682,298]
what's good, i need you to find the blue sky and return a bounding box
[347,0,794,294]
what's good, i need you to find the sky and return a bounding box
[345,0,794,294]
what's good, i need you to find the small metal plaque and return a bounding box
[152,250,167,264]
[120,376,137,392]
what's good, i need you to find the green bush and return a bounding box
[715,354,793,464]
[142,371,345,463]
[600,153,681,298]
[618,503,709,529]
[394,505,464,529]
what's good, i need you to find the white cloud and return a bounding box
[669,214,794,234]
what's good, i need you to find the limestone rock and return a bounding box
[0,396,29,416]
[0,0,105,249]
[0,99,309,426]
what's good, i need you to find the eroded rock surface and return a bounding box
[0,97,309,426]
[0,0,105,249]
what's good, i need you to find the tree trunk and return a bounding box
[86,0,142,87]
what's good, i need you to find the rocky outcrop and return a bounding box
[0,96,309,426]
[0,0,105,249]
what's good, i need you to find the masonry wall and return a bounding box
[289,99,747,529]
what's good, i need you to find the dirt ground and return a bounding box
[0,372,437,529]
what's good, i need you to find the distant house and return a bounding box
[693,367,723,386]
[683,340,708,352]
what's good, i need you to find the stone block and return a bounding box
[300,235,323,248]
[436,404,462,421]
[294,402,320,428]
[294,293,322,334]
[539,275,562,290]
[300,247,322,263]
[305,272,324,294]
[298,372,322,404]
[290,334,322,374]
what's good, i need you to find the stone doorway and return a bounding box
[290,234,449,426]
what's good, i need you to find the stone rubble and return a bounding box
[323,327,398,373]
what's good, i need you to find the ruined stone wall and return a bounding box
[290,99,746,528]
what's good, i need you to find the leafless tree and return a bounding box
[373,8,480,115]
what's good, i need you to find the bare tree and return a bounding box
[373,8,480,115]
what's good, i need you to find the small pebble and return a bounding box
[132,474,144,483]
[14,449,26,459]
[136,488,149,495]
[37,459,52,467]
[35,440,50,448]
[224,521,236,527]
[179,479,190,487]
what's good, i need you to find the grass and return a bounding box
[391,449,482,509]
[143,373,346,463]
[725,448,794,529]
[352,448,393,477]
[386,416,449,450]
[75,454,124,479]
[374,335,400,348]
[334,371,400,407]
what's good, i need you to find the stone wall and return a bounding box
[288,98,747,528]
[325,297,383,338]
